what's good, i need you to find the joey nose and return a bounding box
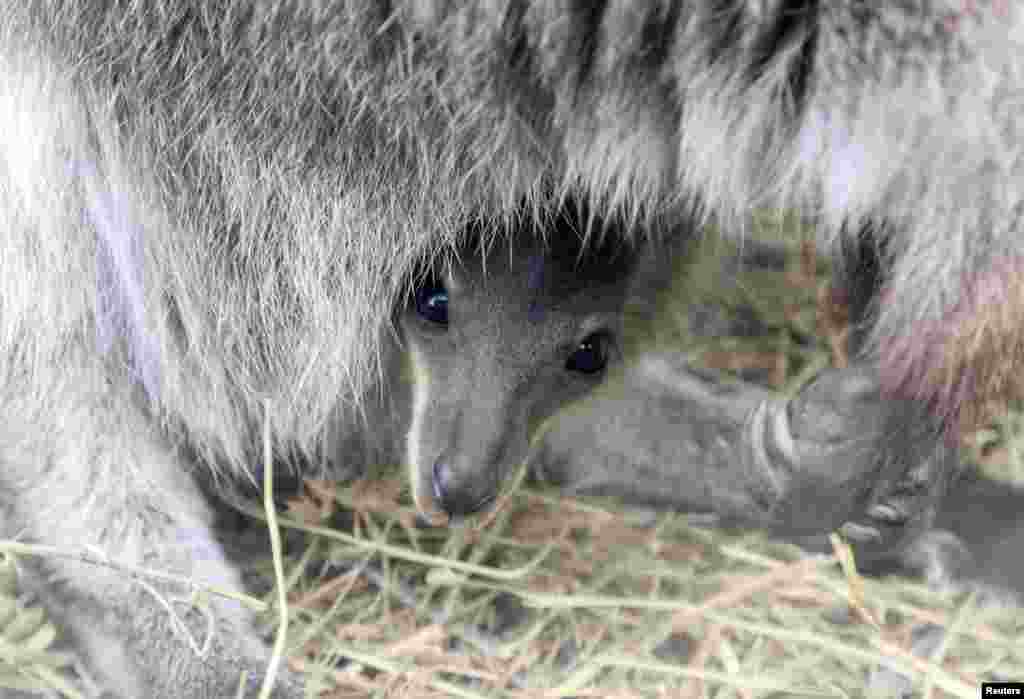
[432,459,493,519]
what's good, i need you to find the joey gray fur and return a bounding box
[324,213,666,523]
[532,354,956,564]
[2,1,1021,695]
[400,227,646,521]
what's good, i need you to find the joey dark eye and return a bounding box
[415,277,449,326]
[565,331,612,375]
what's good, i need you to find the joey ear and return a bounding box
[625,221,695,322]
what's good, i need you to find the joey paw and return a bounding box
[755,365,957,561]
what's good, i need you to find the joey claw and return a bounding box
[839,521,883,543]
[867,500,911,525]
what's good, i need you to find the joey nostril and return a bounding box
[432,460,492,518]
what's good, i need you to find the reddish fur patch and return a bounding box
[877,257,1024,435]
[943,0,1009,33]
